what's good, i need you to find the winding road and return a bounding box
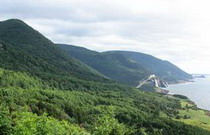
[136,75,156,88]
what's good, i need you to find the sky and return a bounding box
[1,0,210,74]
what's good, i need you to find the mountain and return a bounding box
[58,44,150,85]
[0,19,209,134]
[58,44,192,86]
[105,51,193,83]
[0,19,112,90]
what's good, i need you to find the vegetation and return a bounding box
[107,51,193,83]
[173,94,189,99]
[0,19,209,134]
[174,100,210,131]
[0,68,209,134]
[0,19,112,91]
[58,44,192,85]
[58,44,149,86]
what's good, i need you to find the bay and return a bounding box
[166,76,210,110]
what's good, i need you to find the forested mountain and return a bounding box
[0,19,115,90]
[0,19,209,135]
[59,44,192,85]
[106,51,193,83]
[58,44,150,85]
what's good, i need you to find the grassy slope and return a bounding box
[175,100,210,131]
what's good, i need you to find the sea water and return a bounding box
[167,76,210,110]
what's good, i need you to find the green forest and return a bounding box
[58,44,192,85]
[0,19,209,135]
[0,68,210,135]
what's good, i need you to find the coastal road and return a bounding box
[136,75,155,88]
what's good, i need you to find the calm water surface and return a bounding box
[167,76,210,110]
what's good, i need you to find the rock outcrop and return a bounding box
[136,74,168,88]
[147,75,168,88]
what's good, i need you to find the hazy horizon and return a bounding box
[1,0,210,74]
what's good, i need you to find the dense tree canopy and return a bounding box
[0,68,209,135]
[0,19,209,135]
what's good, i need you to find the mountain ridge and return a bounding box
[105,50,193,83]
[0,19,114,90]
[0,19,209,134]
[58,44,150,85]
[58,44,192,86]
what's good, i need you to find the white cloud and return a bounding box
[1,0,210,73]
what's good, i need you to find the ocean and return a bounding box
[167,76,210,110]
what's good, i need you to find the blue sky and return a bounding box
[1,0,210,73]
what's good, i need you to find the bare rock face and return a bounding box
[136,74,168,89]
[147,75,168,88]
[156,79,168,88]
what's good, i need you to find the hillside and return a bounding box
[0,19,209,135]
[0,19,113,90]
[58,44,192,85]
[107,51,193,83]
[58,44,150,85]
[0,68,210,135]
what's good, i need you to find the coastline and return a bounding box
[158,82,210,131]
[173,96,210,131]
[166,76,210,110]
[168,79,195,85]
[160,76,210,111]
[155,79,195,95]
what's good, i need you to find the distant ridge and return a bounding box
[0,19,209,134]
[58,44,192,85]
[58,44,150,85]
[105,51,193,83]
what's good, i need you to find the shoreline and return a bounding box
[158,88,210,112]
[152,76,210,111]
[156,79,195,95]
[163,78,210,111]
[168,79,195,85]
